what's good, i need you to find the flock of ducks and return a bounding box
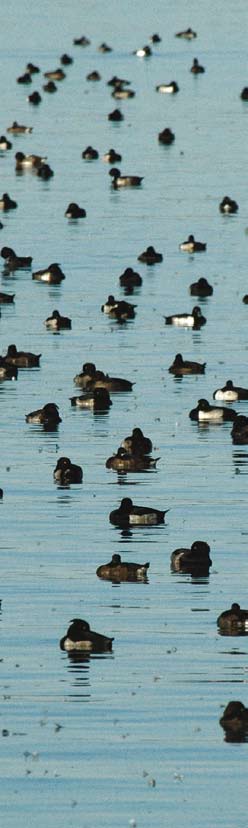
[1,19,248,742]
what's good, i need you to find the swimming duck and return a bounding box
[138,245,163,264]
[65,202,86,218]
[17,71,32,84]
[165,306,206,328]
[103,148,122,164]
[179,234,206,252]
[5,344,41,367]
[101,295,136,319]
[168,353,206,375]
[60,618,114,653]
[213,380,248,402]
[0,193,17,211]
[108,109,124,121]
[0,358,18,381]
[243,294,248,303]
[219,196,239,214]
[98,42,112,52]
[231,415,248,444]
[26,62,40,74]
[190,58,205,74]
[240,87,248,100]
[53,457,82,484]
[36,162,54,180]
[175,27,197,39]
[189,277,213,297]
[156,81,179,94]
[0,291,15,303]
[1,247,32,269]
[189,398,236,422]
[15,151,47,170]
[73,36,91,46]
[86,70,101,81]
[44,309,71,330]
[171,540,212,575]
[158,127,175,145]
[0,136,12,150]
[96,553,150,582]
[217,603,248,632]
[7,121,33,134]
[82,146,99,160]
[60,54,73,65]
[220,702,248,741]
[43,80,57,93]
[109,497,168,526]
[121,427,153,455]
[74,363,134,392]
[119,267,142,288]
[27,91,42,104]
[70,387,112,411]
[112,84,135,99]
[32,263,65,283]
[44,68,65,80]
[109,168,143,188]
[107,76,131,87]
[106,447,159,471]
[134,45,152,57]
[25,402,61,426]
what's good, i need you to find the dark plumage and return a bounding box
[189,398,236,422]
[60,618,114,652]
[96,554,149,582]
[169,354,206,375]
[189,277,213,297]
[53,457,82,484]
[25,402,61,427]
[217,603,248,633]
[109,497,168,526]
[5,344,41,368]
[171,541,212,575]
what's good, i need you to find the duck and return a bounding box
[240,87,248,100]
[112,84,135,99]
[220,702,248,741]
[36,162,54,180]
[82,146,99,160]
[96,553,150,582]
[65,202,86,218]
[0,291,15,303]
[156,81,179,94]
[73,35,91,46]
[102,148,122,163]
[74,363,134,392]
[175,27,197,39]
[0,193,17,210]
[109,168,143,188]
[190,58,205,74]
[70,387,112,411]
[171,540,212,575]
[213,380,248,402]
[217,603,248,632]
[60,54,73,65]
[60,618,114,653]
[158,127,175,145]
[189,277,213,297]
[243,294,248,304]
[179,234,206,252]
[17,71,32,84]
[109,497,168,526]
[119,267,142,288]
[1,246,32,269]
[27,91,42,104]
[53,457,82,484]
[101,295,136,319]
[25,402,61,426]
[138,245,163,264]
[108,109,124,121]
[86,70,101,81]
[164,305,206,328]
[5,344,41,368]
[150,33,161,43]
[168,353,206,375]
[231,415,248,444]
[15,151,47,170]
[134,45,152,57]
[107,75,130,87]
[98,42,112,52]
[121,427,152,455]
[106,447,159,471]
[44,309,71,330]
[44,68,65,80]
[0,357,18,381]
[32,263,65,283]
[219,196,239,214]
[26,62,40,74]
[189,398,236,422]
[7,121,33,134]
[0,135,12,150]
[43,80,57,93]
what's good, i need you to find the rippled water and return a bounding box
[1,1,248,826]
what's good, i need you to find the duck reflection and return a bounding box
[220,701,248,742]
[232,449,248,474]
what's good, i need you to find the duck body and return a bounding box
[60,619,114,653]
[165,306,206,328]
[109,167,143,187]
[109,497,168,526]
[0,291,15,303]
[82,146,99,160]
[138,245,163,264]
[101,295,136,319]
[43,81,57,93]
[0,136,12,150]
[189,398,236,422]
[5,344,41,367]
[217,603,248,633]
[175,27,197,39]
[65,202,86,218]
[231,415,248,444]
[190,58,205,73]
[241,87,248,100]
[103,148,122,163]
[119,267,142,288]
[171,540,212,575]
[1,246,32,269]
[7,121,33,134]
[53,457,82,484]
[70,387,112,411]
[86,70,101,81]
[26,402,61,426]
[32,263,65,283]
[106,448,159,471]
[61,53,73,65]
[121,427,152,455]
[189,277,213,297]
[156,81,179,94]
[73,36,91,46]
[134,45,152,57]
[219,196,239,214]
[0,357,18,380]
[37,162,54,180]
[180,234,206,252]
[96,554,149,582]
[220,702,248,740]
[28,91,42,105]
[213,380,248,402]
[44,310,71,330]
[0,193,17,210]
[108,109,124,121]
[158,128,175,145]
[73,363,133,392]
[44,68,65,80]
[169,353,206,375]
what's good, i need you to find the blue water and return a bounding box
[0,1,248,826]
